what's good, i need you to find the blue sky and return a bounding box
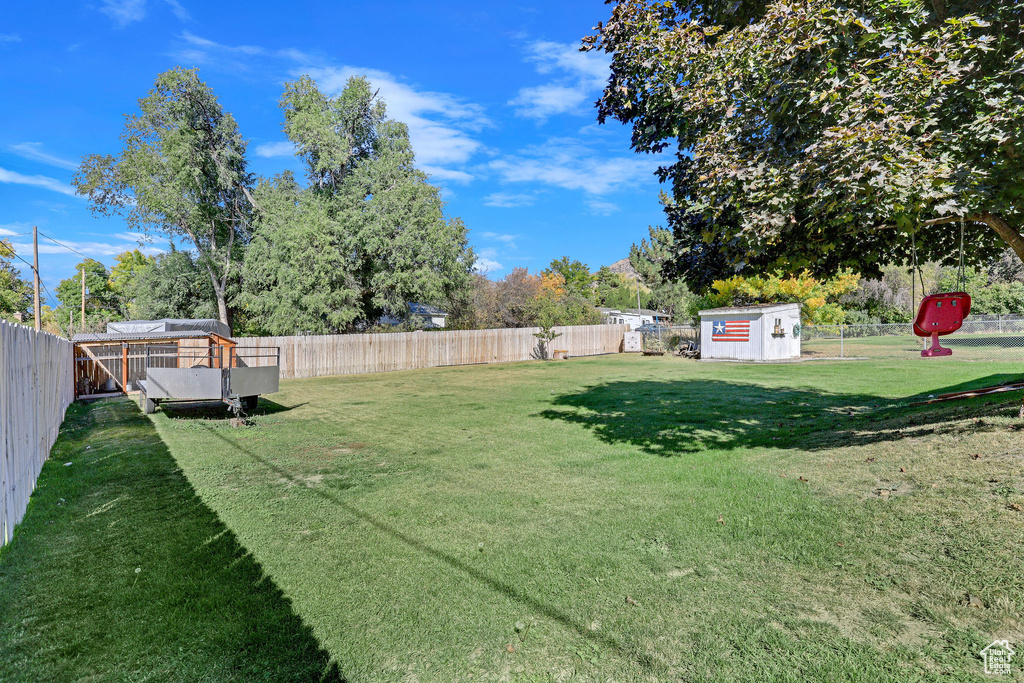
[0,1,668,303]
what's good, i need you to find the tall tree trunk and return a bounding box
[980,212,1024,267]
[201,259,231,331]
[215,289,230,331]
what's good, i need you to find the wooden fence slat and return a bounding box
[234,324,628,380]
[0,321,73,547]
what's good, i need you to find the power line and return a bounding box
[5,246,60,309]
[37,231,92,260]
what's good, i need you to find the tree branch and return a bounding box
[878,214,984,230]
[979,212,1024,264]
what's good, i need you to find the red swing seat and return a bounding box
[913,292,971,357]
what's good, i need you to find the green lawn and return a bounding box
[3,355,1023,681]
[802,333,1024,361]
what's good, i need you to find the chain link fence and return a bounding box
[802,315,1024,361]
[638,324,699,354]
[635,315,1024,361]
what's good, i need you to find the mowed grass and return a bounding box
[0,399,341,681]
[802,333,1024,361]
[3,355,1024,681]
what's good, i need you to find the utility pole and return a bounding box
[635,277,642,332]
[80,267,86,333]
[32,226,41,331]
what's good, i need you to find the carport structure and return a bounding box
[72,319,237,399]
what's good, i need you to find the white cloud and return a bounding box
[303,66,489,173]
[420,165,473,183]
[510,85,589,120]
[510,41,609,120]
[10,237,163,258]
[490,138,661,195]
[165,0,190,21]
[181,31,261,55]
[253,141,296,158]
[0,223,29,237]
[480,232,520,243]
[586,199,620,215]
[10,143,79,171]
[170,34,486,181]
[475,258,503,273]
[483,193,536,208]
[0,34,21,43]
[99,0,190,26]
[100,0,147,26]
[0,167,78,197]
[525,40,610,83]
[474,248,503,274]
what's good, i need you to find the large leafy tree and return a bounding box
[129,247,218,321]
[239,172,359,334]
[55,259,122,329]
[544,257,595,298]
[239,76,475,334]
[74,67,255,328]
[586,0,1024,287]
[0,239,32,319]
[629,227,695,315]
[108,249,154,318]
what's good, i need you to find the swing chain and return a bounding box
[957,215,966,292]
[911,229,925,298]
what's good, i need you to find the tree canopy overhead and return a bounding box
[586,0,1024,289]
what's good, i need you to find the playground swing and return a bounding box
[911,217,972,358]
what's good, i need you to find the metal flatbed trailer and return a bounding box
[137,345,280,415]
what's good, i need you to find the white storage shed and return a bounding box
[699,303,802,362]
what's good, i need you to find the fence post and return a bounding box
[840,325,844,358]
[999,315,1003,334]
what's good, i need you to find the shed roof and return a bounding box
[408,303,448,317]
[106,318,230,337]
[698,303,801,316]
[599,308,672,318]
[72,330,217,344]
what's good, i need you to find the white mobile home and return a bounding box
[699,303,801,362]
[598,308,671,331]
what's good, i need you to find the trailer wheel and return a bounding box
[142,393,157,415]
[242,395,259,412]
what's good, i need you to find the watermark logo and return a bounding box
[981,640,1015,676]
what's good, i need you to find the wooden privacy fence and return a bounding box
[1,321,74,547]
[235,324,629,379]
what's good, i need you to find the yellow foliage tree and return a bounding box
[539,272,567,298]
[692,270,860,325]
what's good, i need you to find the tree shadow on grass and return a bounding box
[0,398,343,682]
[537,374,1023,456]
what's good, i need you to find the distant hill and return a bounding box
[606,258,639,280]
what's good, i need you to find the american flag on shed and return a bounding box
[711,319,751,342]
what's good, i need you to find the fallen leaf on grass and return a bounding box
[899,467,906,473]
[798,476,809,483]
[506,644,516,653]
[717,515,725,525]
[1009,503,1023,512]
[779,473,787,478]
[625,595,639,606]
[866,457,876,463]
[970,454,982,460]
[963,594,984,609]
